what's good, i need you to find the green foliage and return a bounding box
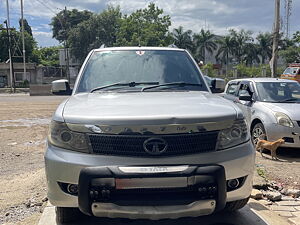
[229,29,253,64]
[34,46,62,66]
[279,46,300,64]
[64,3,172,62]
[115,3,172,46]
[0,28,37,63]
[50,9,93,43]
[292,31,300,44]
[256,32,272,64]
[171,26,193,50]
[256,167,266,179]
[68,6,122,62]
[193,29,217,63]
[202,63,218,77]
[19,19,32,36]
[216,35,235,66]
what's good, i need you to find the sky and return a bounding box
[0,0,299,47]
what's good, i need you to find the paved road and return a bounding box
[38,200,289,225]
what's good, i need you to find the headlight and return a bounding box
[48,121,89,153]
[274,112,294,128]
[217,119,249,150]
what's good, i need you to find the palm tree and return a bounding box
[243,43,260,66]
[171,26,193,50]
[256,32,272,64]
[216,35,235,75]
[229,29,253,63]
[193,29,217,64]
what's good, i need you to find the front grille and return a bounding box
[89,131,218,156]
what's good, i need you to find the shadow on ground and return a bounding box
[57,206,268,225]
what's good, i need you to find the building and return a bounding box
[0,62,37,87]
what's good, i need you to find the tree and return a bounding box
[68,6,122,62]
[19,19,32,36]
[0,28,36,63]
[33,46,62,66]
[292,31,300,44]
[115,3,172,46]
[215,35,235,74]
[243,43,260,66]
[171,26,193,50]
[256,32,272,64]
[50,9,93,43]
[193,29,217,63]
[279,46,300,64]
[229,29,253,63]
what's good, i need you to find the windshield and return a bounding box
[76,50,207,93]
[283,67,300,75]
[256,82,300,103]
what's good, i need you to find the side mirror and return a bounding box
[211,78,226,93]
[239,93,252,101]
[51,79,72,95]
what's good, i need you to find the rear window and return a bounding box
[77,50,207,93]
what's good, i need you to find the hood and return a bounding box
[62,91,239,125]
[262,102,300,120]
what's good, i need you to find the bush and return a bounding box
[202,63,218,77]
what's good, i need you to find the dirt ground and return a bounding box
[0,95,67,225]
[0,94,299,225]
[256,147,300,189]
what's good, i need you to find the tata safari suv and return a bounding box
[45,47,255,223]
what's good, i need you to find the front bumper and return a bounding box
[78,165,226,219]
[45,141,255,219]
[264,122,300,148]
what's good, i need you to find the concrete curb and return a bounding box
[38,199,290,225]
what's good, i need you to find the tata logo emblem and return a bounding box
[143,138,168,155]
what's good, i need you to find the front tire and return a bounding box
[56,207,83,224]
[251,123,266,145]
[224,197,250,211]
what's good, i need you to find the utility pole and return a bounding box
[270,0,280,78]
[20,0,26,83]
[5,0,15,92]
[64,6,70,83]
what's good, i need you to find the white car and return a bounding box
[223,78,300,147]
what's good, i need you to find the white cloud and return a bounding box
[1,0,299,46]
[33,31,58,47]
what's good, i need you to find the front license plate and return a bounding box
[115,177,188,189]
[118,165,189,174]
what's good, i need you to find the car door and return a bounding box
[235,81,255,123]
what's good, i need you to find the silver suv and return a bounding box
[45,47,255,223]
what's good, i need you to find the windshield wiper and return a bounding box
[277,98,299,103]
[90,82,159,93]
[141,82,202,92]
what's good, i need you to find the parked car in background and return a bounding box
[223,78,300,148]
[204,75,226,93]
[281,63,300,83]
[45,47,255,223]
